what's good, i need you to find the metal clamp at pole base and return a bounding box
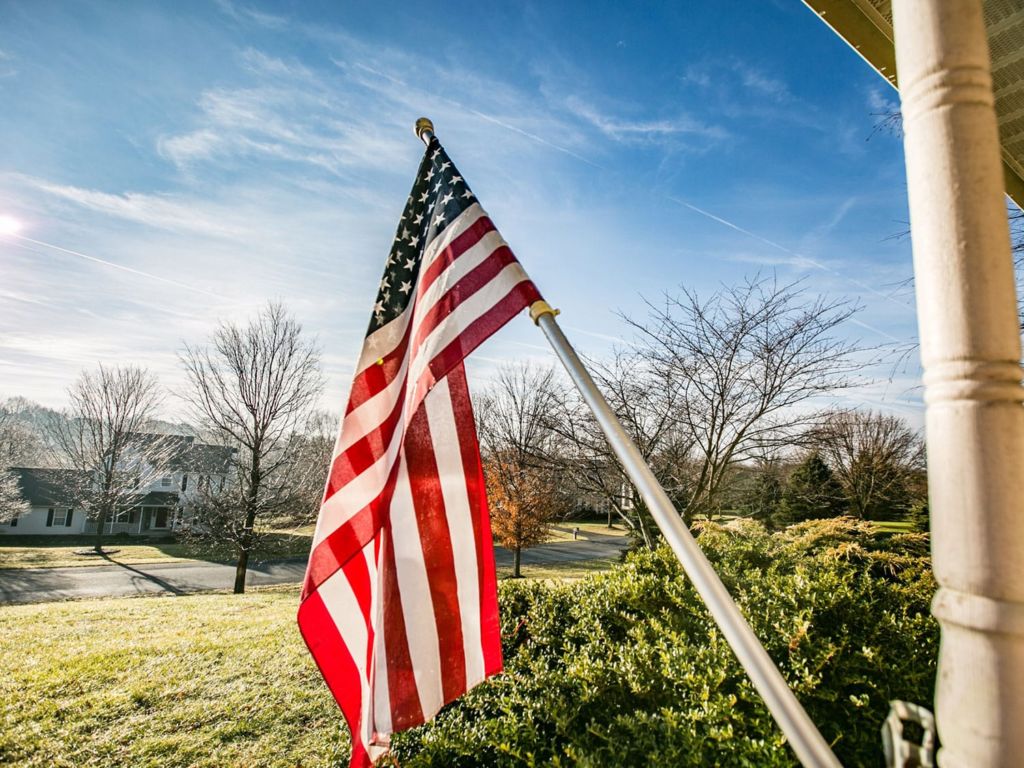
[529,300,560,325]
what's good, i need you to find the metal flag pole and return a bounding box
[529,300,841,768]
[412,118,841,768]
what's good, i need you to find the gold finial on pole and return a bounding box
[415,117,435,146]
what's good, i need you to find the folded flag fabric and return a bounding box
[298,134,542,767]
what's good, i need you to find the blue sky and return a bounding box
[0,0,921,421]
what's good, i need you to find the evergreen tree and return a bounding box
[779,452,846,523]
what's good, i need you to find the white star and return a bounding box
[374,300,384,315]
[404,258,416,270]
[419,190,429,203]
[399,281,412,294]
[408,233,420,247]
[461,189,474,199]
[382,290,391,302]
[440,161,451,171]
[413,212,424,225]
[400,227,411,239]
[434,210,446,225]
[440,191,454,206]
[434,179,443,192]
[380,276,391,290]
[425,167,435,181]
[451,175,462,185]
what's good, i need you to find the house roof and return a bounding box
[802,0,1024,208]
[125,433,235,474]
[11,468,90,507]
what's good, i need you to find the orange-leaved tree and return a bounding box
[485,455,561,578]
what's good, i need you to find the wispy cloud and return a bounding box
[213,0,288,30]
[565,96,726,144]
[14,175,248,239]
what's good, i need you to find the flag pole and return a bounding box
[528,300,841,768]
[412,118,840,768]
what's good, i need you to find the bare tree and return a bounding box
[283,409,339,525]
[0,469,28,523]
[47,365,168,551]
[622,276,865,523]
[0,398,49,467]
[548,350,694,547]
[180,302,324,594]
[812,410,925,520]
[477,364,570,576]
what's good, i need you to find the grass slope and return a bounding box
[0,557,618,767]
[1,586,347,768]
[0,531,313,570]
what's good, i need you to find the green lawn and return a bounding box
[0,556,616,767]
[544,521,627,542]
[0,522,626,571]
[0,530,313,570]
[0,586,347,767]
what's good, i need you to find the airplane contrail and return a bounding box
[2,233,225,300]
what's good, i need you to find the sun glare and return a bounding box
[0,215,23,236]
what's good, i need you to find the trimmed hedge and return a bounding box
[393,518,937,767]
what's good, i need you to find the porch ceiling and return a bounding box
[802,0,1024,209]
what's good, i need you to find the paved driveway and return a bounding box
[0,533,630,605]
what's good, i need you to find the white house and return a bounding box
[0,435,235,537]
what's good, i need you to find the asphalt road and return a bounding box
[0,533,630,605]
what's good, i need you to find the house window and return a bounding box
[181,474,188,492]
[152,508,169,529]
[65,508,74,527]
[161,476,172,488]
[9,515,17,527]
[46,508,67,527]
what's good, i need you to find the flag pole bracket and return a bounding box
[529,300,560,325]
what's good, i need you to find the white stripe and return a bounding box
[336,205,495,463]
[370,535,392,737]
[318,555,384,758]
[337,351,410,456]
[311,417,405,549]
[390,452,445,720]
[356,302,413,376]
[425,377,485,687]
[352,204,485,377]
[408,262,530,391]
[414,224,505,316]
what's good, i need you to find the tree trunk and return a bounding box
[513,545,522,578]
[93,509,107,552]
[607,506,612,528]
[233,547,249,594]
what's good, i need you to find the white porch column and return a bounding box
[891,1,1024,766]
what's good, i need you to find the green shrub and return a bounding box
[392,518,937,767]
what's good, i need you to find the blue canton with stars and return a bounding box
[368,138,479,334]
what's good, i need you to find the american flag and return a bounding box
[297,135,542,767]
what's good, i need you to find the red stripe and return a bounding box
[447,365,502,675]
[417,214,495,298]
[412,245,518,351]
[380,523,424,731]
[346,320,412,415]
[297,590,373,768]
[303,460,401,600]
[325,385,406,499]
[404,398,468,704]
[415,280,542,408]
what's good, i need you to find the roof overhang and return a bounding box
[802,0,1024,209]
